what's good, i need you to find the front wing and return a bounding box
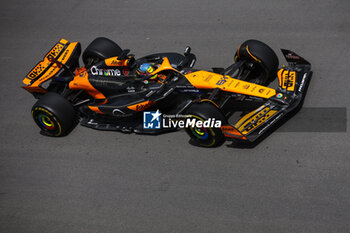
[221,50,312,142]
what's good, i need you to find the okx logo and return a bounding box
[143,110,162,129]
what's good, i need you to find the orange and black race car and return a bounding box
[22,37,312,147]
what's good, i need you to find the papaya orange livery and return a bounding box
[22,37,311,147]
[127,101,156,111]
[277,68,296,91]
[105,57,130,67]
[185,71,276,99]
[221,125,247,140]
[235,106,278,135]
[88,106,104,114]
[22,39,80,93]
[150,57,179,75]
[69,68,106,100]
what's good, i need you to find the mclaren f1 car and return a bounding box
[22,37,312,147]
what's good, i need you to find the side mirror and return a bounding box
[184,46,191,55]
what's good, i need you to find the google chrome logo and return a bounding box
[276,93,283,98]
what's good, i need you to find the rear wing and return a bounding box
[221,50,312,142]
[22,39,81,95]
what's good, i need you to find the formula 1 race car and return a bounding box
[22,37,312,147]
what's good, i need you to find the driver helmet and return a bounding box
[137,63,158,80]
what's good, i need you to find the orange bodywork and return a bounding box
[185,71,276,99]
[69,68,106,100]
[88,106,104,114]
[221,125,247,140]
[104,57,130,67]
[277,68,296,91]
[234,105,278,135]
[150,57,179,75]
[127,100,156,111]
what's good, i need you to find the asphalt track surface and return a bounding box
[0,0,349,232]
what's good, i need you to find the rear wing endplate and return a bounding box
[22,39,81,93]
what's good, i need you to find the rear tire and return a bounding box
[235,39,279,85]
[82,37,123,66]
[184,102,227,147]
[32,92,78,136]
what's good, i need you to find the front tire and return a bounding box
[184,102,227,147]
[32,92,78,136]
[235,39,279,85]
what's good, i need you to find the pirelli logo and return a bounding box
[235,106,277,135]
[278,69,296,91]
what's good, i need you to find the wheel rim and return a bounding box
[38,114,55,130]
[191,125,209,140]
[186,115,216,147]
[32,107,62,136]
